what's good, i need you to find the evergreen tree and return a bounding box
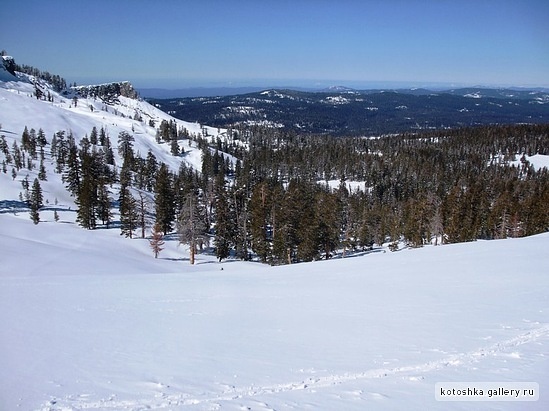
[249,181,271,262]
[38,157,47,181]
[145,150,158,191]
[119,159,138,237]
[119,187,139,238]
[90,126,98,145]
[315,189,341,259]
[74,139,103,230]
[214,173,231,261]
[53,131,67,173]
[21,126,30,152]
[97,183,113,227]
[76,173,97,229]
[29,178,43,224]
[99,126,107,146]
[27,128,37,159]
[117,131,135,165]
[293,180,319,262]
[12,141,23,170]
[154,163,175,234]
[170,133,180,156]
[0,135,10,160]
[231,184,251,260]
[36,128,47,148]
[104,134,115,166]
[63,143,80,196]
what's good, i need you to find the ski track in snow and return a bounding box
[39,324,549,410]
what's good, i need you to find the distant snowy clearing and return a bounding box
[1,213,548,410]
[511,154,549,171]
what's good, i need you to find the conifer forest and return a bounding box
[4,120,548,265]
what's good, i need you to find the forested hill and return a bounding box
[1,53,549,265]
[149,88,549,136]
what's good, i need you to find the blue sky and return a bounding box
[2,0,548,89]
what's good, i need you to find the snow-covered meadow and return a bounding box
[1,208,548,410]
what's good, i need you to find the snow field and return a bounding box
[1,210,548,410]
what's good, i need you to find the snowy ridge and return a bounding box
[0,71,225,175]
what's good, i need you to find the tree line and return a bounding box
[1,122,548,264]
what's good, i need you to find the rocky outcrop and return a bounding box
[73,81,139,103]
[0,55,18,81]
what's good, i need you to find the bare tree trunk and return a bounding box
[190,240,195,265]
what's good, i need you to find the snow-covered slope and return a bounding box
[0,66,230,224]
[0,71,222,176]
[0,209,548,410]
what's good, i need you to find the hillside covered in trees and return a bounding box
[3,112,548,264]
[1,55,548,265]
[157,123,549,263]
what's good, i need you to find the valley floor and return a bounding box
[1,213,548,410]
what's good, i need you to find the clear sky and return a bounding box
[2,0,548,89]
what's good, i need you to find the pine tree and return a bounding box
[104,134,115,166]
[76,175,97,229]
[291,180,319,262]
[99,126,107,146]
[154,163,175,235]
[315,189,341,259]
[119,187,139,238]
[12,141,23,170]
[36,128,47,148]
[90,126,98,145]
[117,131,135,165]
[21,126,30,152]
[232,184,251,261]
[97,183,113,227]
[214,173,232,261]
[177,193,207,264]
[145,150,158,191]
[74,138,101,230]
[63,143,80,196]
[249,181,271,262]
[119,159,138,237]
[170,133,179,156]
[29,178,43,224]
[0,135,10,160]
[37,145,47,181]
[27,128,37,159]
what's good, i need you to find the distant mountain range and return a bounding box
[139,86,322,99]
[147,87,549,136]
